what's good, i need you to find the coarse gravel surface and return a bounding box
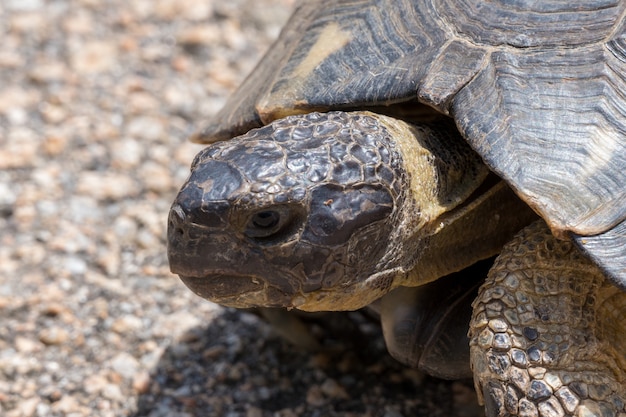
[0,1,485,416]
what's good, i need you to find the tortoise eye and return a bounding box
[245,207,294,240]
[244,204,305,243]
[251,211,280,230]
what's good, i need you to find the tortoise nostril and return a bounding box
[167,205,188,242]
[172,204,186,222]
[168,205,185,230]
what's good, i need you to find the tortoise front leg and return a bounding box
[469,221,626,417]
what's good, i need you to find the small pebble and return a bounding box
[14,337,42,353]
[132,371,151,394]
[306,385,326,407]
[111,315,143,334]
[39,327,70,346]
[12,396,40,416]
[109,352,141,380]
[320,378,349,399]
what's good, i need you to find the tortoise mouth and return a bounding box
[178,273,296,308]
[177,269,399,312]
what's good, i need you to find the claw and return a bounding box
[482,381,509,417]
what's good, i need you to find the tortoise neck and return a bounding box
[403,181,538,287]
[376,113,537,287]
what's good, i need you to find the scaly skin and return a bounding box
[470,221,626,417]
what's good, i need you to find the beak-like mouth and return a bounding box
[178,273,296,308]
[179,273,264,299]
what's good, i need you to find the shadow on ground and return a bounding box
[131,309,484,417]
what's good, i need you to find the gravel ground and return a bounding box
[0,1,484,416]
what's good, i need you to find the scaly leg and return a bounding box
[470,221,626,417]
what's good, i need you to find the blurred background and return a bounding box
[0,1,481,416]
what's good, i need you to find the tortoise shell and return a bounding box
[193,0,626,287]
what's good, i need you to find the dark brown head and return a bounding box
[168,112,409,310]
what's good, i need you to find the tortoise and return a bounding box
[167,0,626,415]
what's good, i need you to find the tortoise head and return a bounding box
[168,111,503,311]
[168,112,413,311]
